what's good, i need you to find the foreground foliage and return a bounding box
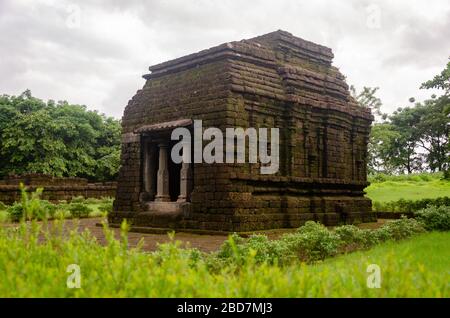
[216,218,426,265]
[0,220,447,297]
[415,205,450,231]
[0,185,448,297]
[0,187,113,222]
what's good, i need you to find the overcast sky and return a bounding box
[0,0,449,118]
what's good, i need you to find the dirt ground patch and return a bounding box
[2,218,387,253]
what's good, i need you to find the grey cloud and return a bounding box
[0,0,449,118]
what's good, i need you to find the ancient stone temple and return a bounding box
[109,30,375,233]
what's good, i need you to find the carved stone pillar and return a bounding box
[143,142,156,201]
[155,143,170,202]
[177,162,192,202]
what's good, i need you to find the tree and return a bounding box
[420,58,450,172]
[415,97,449,172]
[0,91,121,181]
[387,106,424,174]
[365,59,450,174]
[367,123,400,174]
[350,86,384,119]
[420,57,450,95]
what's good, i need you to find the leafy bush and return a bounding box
[70,196,86,203]
[217,233,298,265]
[4,188,110,221]
[282,221,340,262]
[67,203,93,218]
[84,197,100,204]
[334,225,378,249]
[0,211,9,223]
[6,203,24,221]
[415,205,450,231]
[39,200,57,218]
[372,196,450,212]
[217,218,429,266]
[218,222,341,264]
[0,202,7,211]
[217,233,249,264]
[98,201,113,214]
[100,197,114,204]
[374,217,425,241]
[6,184,57,221]
[12,187,100,220]
[7,200,57,221]
[443,169,450,180]
[218,222,343,265]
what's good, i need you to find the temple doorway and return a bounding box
[137,119,194,207]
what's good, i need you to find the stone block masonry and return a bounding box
[109,30,375,233]
[0,174,116,204]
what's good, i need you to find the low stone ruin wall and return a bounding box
[375,212,415,219]
[0,174,116,204]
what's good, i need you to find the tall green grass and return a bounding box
[0,219,448,297]
[0,185,113,222]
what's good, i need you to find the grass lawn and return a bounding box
[365,179,450,203]
[0,222,448,297]
[307,231,449,297]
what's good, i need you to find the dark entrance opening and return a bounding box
[168,141,181,201]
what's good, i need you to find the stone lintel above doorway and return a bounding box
[134,118,193,135]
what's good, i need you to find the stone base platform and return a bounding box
[107,211,377,235]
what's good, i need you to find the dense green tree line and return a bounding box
[0,90,121,181]
[354,59,450,175]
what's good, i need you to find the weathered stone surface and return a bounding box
[0,173,116,204]
[110,30,375,232]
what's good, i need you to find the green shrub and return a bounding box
[40,200,57,217]
[217,233,248,263]
[415,205,450,231]
[67,203,93,218]
[282,221,340,262]
[374,217,425,241]
[98,201,113,214]
[372,196,450,212]
[215,218,429,266]
[0,202,7,211]
[0,211,9,222]
[6,200,57,221]
[334,225,378,249]
[84,197,101,204]
[245,235,294,264]
[370,173,388,182]
[443,169,450,180]
[53,209,71,219]
[6,203,24,221]
[372,201,383,212]
[6,185,57,221]
[217,233,295,265]
[99,197,114,205]
[5,189,109,221]
[70,196,85,203]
